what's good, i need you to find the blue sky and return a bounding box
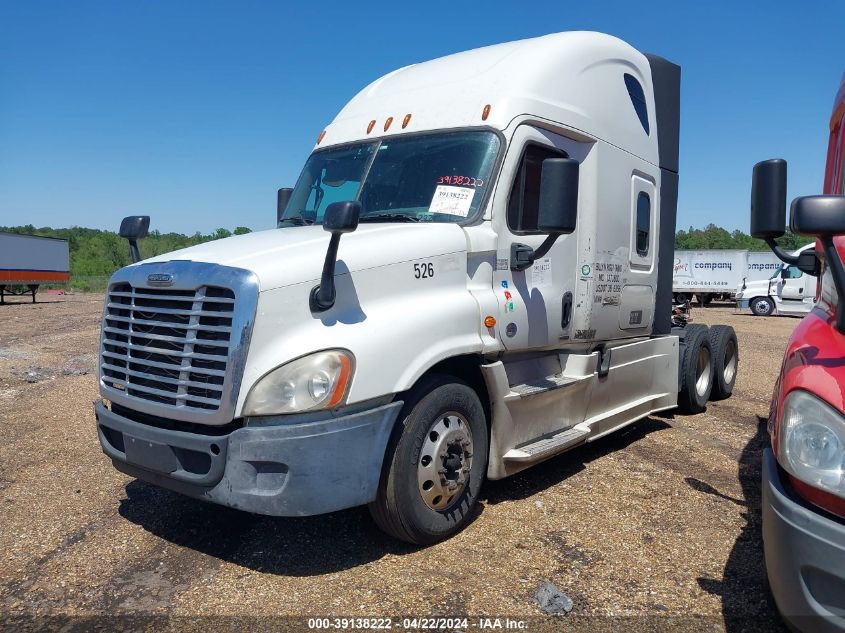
[0,1,842,235]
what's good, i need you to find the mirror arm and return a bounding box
[533,233,561,261]
[310,233,342,312]
[820,236,845,334]
[764,237,801,265]
[128,239,141,264]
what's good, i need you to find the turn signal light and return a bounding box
[484,316,497,328]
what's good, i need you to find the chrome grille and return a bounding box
[101,283,236,412]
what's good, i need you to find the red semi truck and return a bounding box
[753,74,845,631]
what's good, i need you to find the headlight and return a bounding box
[243,350,353,416]
[779,389,845,499]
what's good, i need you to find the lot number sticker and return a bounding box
[429,185,475,217]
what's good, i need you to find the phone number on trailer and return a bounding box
[307,618,471,630]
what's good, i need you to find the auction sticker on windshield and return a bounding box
[429,185,475,217]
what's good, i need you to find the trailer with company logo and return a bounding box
[0,232,70,304]
[672,248,780,304]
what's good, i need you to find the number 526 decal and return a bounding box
[413,262,435,279]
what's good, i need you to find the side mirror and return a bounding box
[118,215,150,263]
[537,158,579,234]
[790,194,845,332]
[277,188,293,225]
[790,195,845,236]
[510,157,579,272]
[750,159,787,239]
[310,201,361,312]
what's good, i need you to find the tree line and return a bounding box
[0,224,252,290]
[0,222,814,291]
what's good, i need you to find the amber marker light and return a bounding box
[327,353,353,408]
[402,113,412,128]
[383,116,394,132]
[484,316,497,328]
[367,120,376,134]
[482,104,491,121]
[317,130,326,144]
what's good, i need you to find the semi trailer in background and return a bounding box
[672,248,780,304]
[0,232,70,304]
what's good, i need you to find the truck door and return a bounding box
[779,265,805,301]
[491,126,578,350]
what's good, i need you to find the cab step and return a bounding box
[502,426,590,462]
[505,373,587,402]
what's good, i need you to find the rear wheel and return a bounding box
[750,296,775,316]
[709,325,738,400]
[678,324,713,414]
[368,375,488,545]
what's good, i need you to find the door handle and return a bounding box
[561,292,573,328]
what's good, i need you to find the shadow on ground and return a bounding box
[694,416,787,632]
[119,480,417,576]
[118,417,672,577]
[482,417,671,504]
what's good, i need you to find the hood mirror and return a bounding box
[310,201,361,312]
[119,215,150,263]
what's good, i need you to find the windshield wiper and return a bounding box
[359,213,421,223]
[278,214,314,226]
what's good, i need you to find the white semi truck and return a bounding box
[735,243,817,316]
[672,249,781,304]
[94,32,740,544]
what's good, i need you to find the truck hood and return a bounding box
[737,277,775,296]
[140,224,469,291]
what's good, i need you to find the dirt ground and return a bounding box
[0,294,800,631]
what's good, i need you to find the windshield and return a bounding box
[281,131,500,225]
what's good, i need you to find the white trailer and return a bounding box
[672,249,781,304]
[93,32,739,544]
[0,232,70,304]
[735,243,816,316]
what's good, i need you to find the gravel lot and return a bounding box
[0,294,799,631]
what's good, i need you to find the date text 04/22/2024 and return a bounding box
[306,617,529,630]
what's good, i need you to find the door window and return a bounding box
[507,144,567,233]
[783,265,803,279]
[636,192,650,256]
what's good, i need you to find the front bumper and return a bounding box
[95,400,403,516]
[737,298,750,309]
[762,447,845,632]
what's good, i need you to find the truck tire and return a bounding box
[368,375,488,545]
[750,297,775,316]
[677,324,713,414]
[709,325,738,400]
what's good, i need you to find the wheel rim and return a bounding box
[695,346,712,398]
[723,339,737,385]
[754,300,771,315]
[416,412,474,511]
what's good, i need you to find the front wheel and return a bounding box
[368,375,488,545]
[750,296,775,316]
